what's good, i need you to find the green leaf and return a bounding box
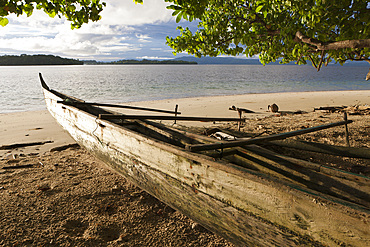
[0,17,9,27]
[176,11,182,23]
[47,10,56,18]
[263,10,268,18]
[256,5,264,13]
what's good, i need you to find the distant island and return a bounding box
[0,54,196,66]
[0,54,83,66]
[87,59,197,65]
[1,54,368,66]
[173,56,370,66]
[172,56,265,65]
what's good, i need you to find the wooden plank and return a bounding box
[171,127,370,182]
[344,112,350,147]
[49,143,80,152]
[135,120,203,146]
[243,145,370,183]
[266,139,370,159]
[314,106,346,112]
[58,101,181,115]
[99,114,245,122]
[187,120,353,151]
[174,104,179,124]
[176,129,370,207]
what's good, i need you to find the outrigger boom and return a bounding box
[187,119,353,151]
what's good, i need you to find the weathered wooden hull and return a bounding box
[42,79,369,246]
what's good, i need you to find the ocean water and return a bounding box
[0,64,369,113]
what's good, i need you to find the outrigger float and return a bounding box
[40,73,369,246]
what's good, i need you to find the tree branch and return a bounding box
[307,55,317,69]
[317,50,325,71]
[295,31,370,51]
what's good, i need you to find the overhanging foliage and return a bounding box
[0,0,105,29]
[161,0,370,79]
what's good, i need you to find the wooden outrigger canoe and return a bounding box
[40,73,369,246]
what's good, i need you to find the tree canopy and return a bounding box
[0,0,105,28]
[1,0,369,79]
[159,0,370,79]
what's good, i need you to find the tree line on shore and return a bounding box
[0,55,197,66]
[0,54,83,65]
[95,59,197,65]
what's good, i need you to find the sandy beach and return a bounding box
[1,90,369,155]
[1,90,369,246]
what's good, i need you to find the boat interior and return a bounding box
[55,93,370,210]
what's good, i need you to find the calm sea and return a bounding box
[0,64,369,113]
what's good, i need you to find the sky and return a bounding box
[0,0,199,61]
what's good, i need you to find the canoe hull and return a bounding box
[42,85,369,246]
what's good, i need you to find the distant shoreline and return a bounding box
[0,54,196,66]
[85,59,197,65]
[0,54,83,66]
[2,54,369,66]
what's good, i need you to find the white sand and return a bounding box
[128,90,369,117]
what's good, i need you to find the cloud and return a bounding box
[4,0,173,27]
[136,34,152,42]
[137,55,174,60]
[100,0,173,26]
[0,0,190,60]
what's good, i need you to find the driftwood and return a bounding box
[99,114,245,122]
[0,141,53,150]
[187,120,353,151]
[314,106,346,112]
[229,105,255,113]
[266,139,370,159]
[2,164,34,169]
[345,105,370,115]
[174,104,179,124]
[50,143,80,152]
[58,101,181,115]
[344,112,350,147]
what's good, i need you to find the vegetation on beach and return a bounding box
[1,0,369,78]
[0,54,83,65]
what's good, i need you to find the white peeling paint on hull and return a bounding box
[42,88,370,247]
